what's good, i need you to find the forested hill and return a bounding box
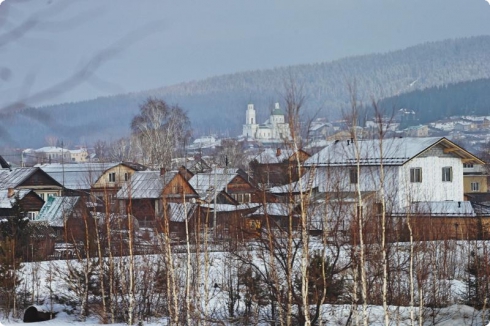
[3,36,490,147]
[378,78,490,126]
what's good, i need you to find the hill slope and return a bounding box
[2,36,490,147]
[378,78,490,125]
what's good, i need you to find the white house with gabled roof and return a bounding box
[273,137,485,215]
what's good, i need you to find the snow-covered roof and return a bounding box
[396,201,475,217]
[305,137,482,167]
[246,203,295,217]
[430,121,456,131]
[309,122,332,132]
[305,139,330,149]
[461,115,490,121]
[36,196,81,227]
[200,203,261,212]
[269,168,324,194]
[269,180,303,194]
[69,148,87,154]
[167,202,198,222]
[252,148,295,164]
[38,163,120,190]
[35,146,66,153]
[117,170,178,199]
[188,169,240,200]
[192,136,216,144]
[0,189,31,208]
[0,167,41,189]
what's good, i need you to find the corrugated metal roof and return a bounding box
[36,196,80,227]
[188,170,237,200]
[247,203,294,217]
[0,167,38,189]
[305,137,447,167]
[167,202,198,222]
[117,171,177,199]
[38,163,120,190]
[0,189,30,208]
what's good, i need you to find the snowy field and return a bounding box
[2,240,490,325]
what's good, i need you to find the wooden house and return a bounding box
[0,188,45,220]
[0,188,56,261]
[38,162,118,194]
[91,162,147,194]
[245,203,299,231]
[148,197,262,242]
[249,148,311,188]
[189,168,272,204]
[0,167,63,200]
[162,202,199,240]
[116,170,199,226]
[35,196,84,240]
[197,203,261,241]
[39,162,147,201]
[24,221,56,261]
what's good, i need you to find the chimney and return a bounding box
[458,201,461,208]
[7,188,14,198]
[347,140,350,146]
[160,167,166,176]
[276,148,281,157]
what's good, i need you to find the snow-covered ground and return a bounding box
[2,240,490,325]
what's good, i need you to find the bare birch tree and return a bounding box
[131,98,191,169]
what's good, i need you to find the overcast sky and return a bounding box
[1,0,490,110]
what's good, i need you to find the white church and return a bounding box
[242,103,291,143]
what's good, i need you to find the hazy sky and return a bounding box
[1,0,490,110]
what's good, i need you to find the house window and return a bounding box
[442,167,452,182]
[233,193,251,203]
[410,168,422,183]
[244,193,251,203]
[471,182,480,192]
[464,163,474,168]
[109,172,116,182]
[349,168,358,184]
[124,173,130,181]
[26,211,38,220]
